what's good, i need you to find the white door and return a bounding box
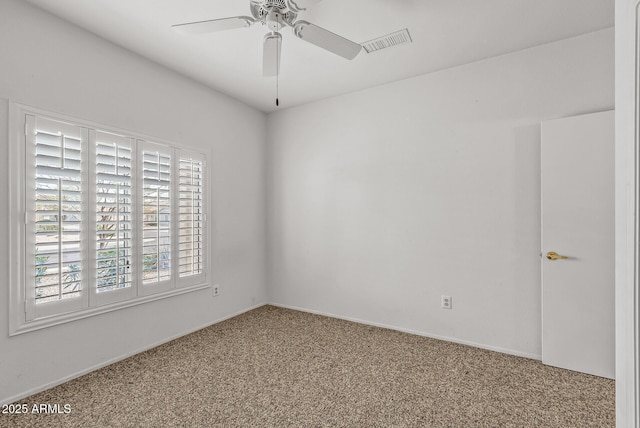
[541,110,615,379]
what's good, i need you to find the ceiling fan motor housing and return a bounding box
[250,0,298,27]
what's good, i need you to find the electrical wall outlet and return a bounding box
[441,295,452,309]
[213,284,220,296]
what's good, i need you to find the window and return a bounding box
[10,106,209,334]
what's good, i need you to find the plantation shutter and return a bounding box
[27,115,88,319]
[94,132,135,303]
[178,154,205,283]
[141,143,172,288]
[18,109,210,330]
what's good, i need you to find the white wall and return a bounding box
[0,0,267,403]
[267,28,614,358]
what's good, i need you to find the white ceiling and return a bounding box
[24,0,614,113]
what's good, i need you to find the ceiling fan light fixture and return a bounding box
[362,28,412,54]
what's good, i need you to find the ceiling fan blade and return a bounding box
[293,20,362,60]
[263,32,283,77]
[172,16,255,35]
[287,0,324,12]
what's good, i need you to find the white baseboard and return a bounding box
[1,303,267,406]
[268,302,542,361]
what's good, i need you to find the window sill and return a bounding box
[10,283,211,336]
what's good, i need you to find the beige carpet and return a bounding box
[2,305,614,427]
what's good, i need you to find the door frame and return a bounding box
[616,0,640,426]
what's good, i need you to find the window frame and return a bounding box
[9,103,211,335]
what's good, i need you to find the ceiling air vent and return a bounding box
[362,28,412,54]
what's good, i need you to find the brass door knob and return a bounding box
[546,251,569,260]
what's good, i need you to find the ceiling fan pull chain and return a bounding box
[276,33,280,107]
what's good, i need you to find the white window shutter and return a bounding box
[178,156,205,280]
[141,142,172,291]
[92,131,138,305]
[27,115,88,319]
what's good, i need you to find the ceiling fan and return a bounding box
[171,0,363,77]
